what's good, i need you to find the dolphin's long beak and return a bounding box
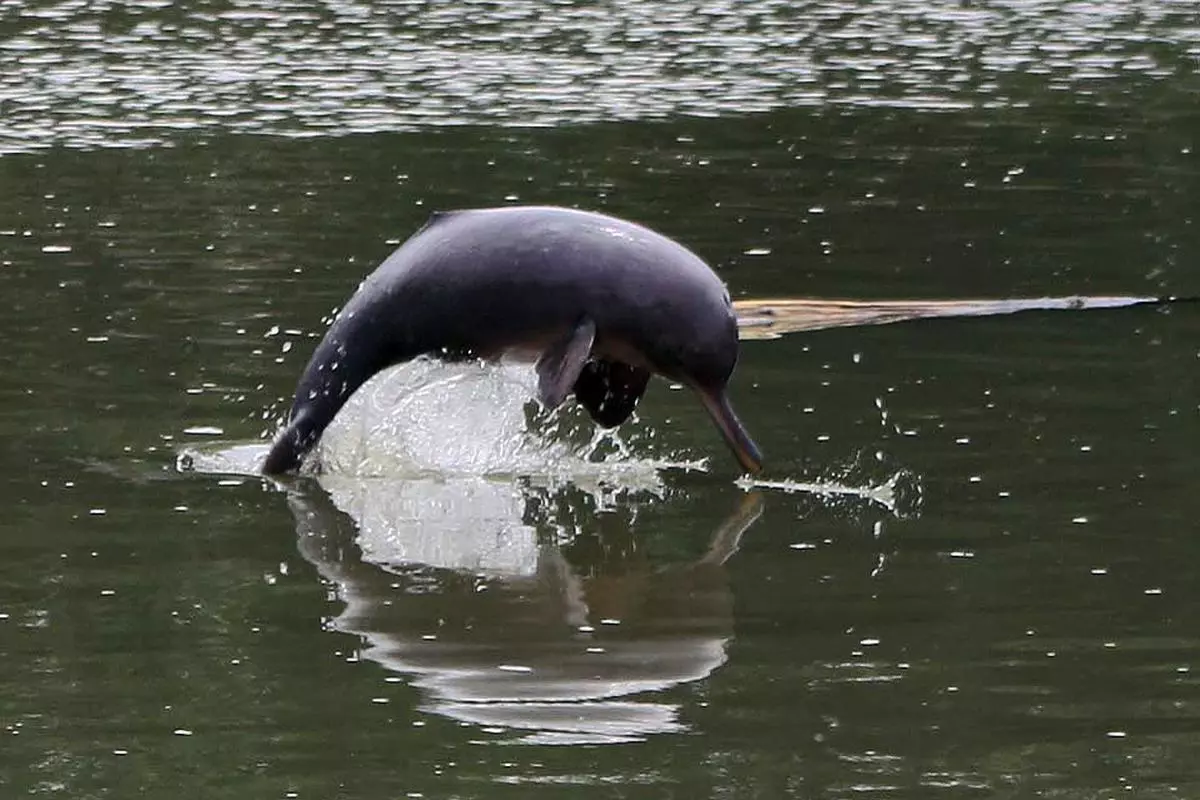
[697,388,763,475]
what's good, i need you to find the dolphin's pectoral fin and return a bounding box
[535,318,596,408]
[573,359,651,428]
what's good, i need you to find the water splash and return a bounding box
[737,468,922,517]
[180,360,920,516]
[179,359,691,494]
[175,443,265,477]
[314,359,696,488]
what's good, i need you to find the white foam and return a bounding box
[180,359,680,494]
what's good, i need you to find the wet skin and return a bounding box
[261,206,762,475]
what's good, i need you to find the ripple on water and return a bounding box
[0,0,1194,152]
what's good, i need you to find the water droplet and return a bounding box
[183,426,224,436]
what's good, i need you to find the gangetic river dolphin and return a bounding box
[260,206,762,475]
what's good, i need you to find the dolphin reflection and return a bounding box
[287,477,763,744]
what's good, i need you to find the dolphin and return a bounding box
[261,206,761,475]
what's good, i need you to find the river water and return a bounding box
[2,1,1198,797]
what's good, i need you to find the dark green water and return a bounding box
[2,2,1199,797]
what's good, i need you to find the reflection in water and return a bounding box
[177,353,909,758]
[287,478,762,745]
[240,351,767,745]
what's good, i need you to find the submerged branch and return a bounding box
[733,295,1173,340]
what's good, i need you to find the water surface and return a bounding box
[1,2,1199,797]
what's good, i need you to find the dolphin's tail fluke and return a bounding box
[261,412,320,474]
[261,321,398,474]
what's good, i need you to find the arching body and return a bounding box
[261,206,761,474]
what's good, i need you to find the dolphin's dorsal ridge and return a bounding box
[535,318,597,409]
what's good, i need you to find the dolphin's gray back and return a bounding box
[357,206,732,360]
